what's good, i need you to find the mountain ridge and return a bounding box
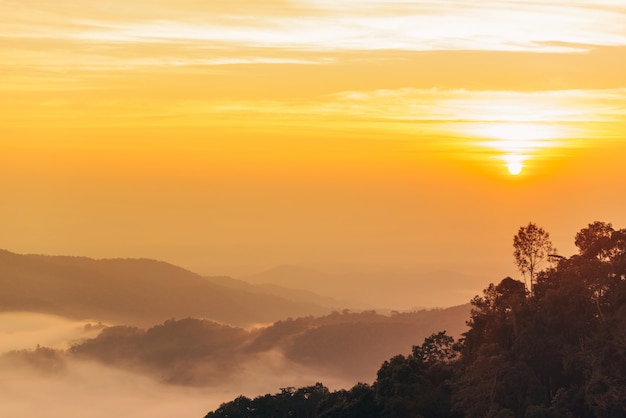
[0,249,332,327]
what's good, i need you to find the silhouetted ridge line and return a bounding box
[0,250,330,327]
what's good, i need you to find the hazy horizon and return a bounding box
[2,0,626,416]
[2,1,626,308]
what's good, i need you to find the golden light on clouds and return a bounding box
[2,0,626,276]
[3,0,626,54]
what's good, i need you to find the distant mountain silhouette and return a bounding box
[241,264,360,305]
[251,304,472,382]
[0,250,331,327]
[203,275,341,310]
[243,264,335,286]
[242,264,484,310]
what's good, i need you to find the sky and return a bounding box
[2,0,626,299]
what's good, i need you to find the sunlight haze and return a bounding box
[3,2,626,417]
[2,0,626,304]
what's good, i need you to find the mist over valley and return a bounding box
[0,250,471,418]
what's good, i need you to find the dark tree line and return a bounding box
[204,221,626,418]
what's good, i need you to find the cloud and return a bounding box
[2,0,626,75]
[161,88,626,135]
[0,351,355,418]
[0,355,228,418]
[3,1,626,112]
[0,313,103,352]
[0,313,357,418]
[3,86,625,159]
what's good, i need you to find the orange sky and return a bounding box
[2,0,626,302]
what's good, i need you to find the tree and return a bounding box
[575,221,615,259]
[318,383,378,418]
[412,331,458,366]
[571,222,626,323]
[462,278,526,359]
[513,223,556,292]
[374,333,462,418]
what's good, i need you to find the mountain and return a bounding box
[66,305,471,386]
[0,250,331,327]
[203,275,341,310]
[250,304,472,382]
[241,264,484,310]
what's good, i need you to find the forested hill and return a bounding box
[0,250,331,327]
[59,305,469,386]
[205,221,626,418]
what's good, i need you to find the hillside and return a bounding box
[65,305,471,386]
[242,264,484,310]
[0,250,331,327]
[205,221,626,418]
[203,275,341,311]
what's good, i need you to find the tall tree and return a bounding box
[513,222,556,292]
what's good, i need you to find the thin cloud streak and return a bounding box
[2,0,626,65]
[3,87,625,132]
[178,88,626,132]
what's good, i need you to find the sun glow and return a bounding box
[469,122,572,175]
[504,154,525,175]
[474,123,566,144]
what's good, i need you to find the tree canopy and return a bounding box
[513,222,556,292]
[204,221,626,418]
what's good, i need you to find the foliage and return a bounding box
[66,306,470,386]
[2,345,66,374]
[69,318,250,385]
[205,221,626,417]
[513,222,556,291]
[205,383,330,418]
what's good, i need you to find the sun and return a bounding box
[503,154,525,175]
[507,160,523,175]
[469,122,567,176]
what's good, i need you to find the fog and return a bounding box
[0,312,103,352]
[0,313,357,418]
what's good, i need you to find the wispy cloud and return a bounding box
[3,0,626,105]
[197,88,626,126]
[2,1,626,162]
[2,0,626,70]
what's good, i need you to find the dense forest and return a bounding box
[205,222,626,418]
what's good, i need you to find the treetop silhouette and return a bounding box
[513,222,556,292]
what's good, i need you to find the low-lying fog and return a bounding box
[0,313,356,418]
